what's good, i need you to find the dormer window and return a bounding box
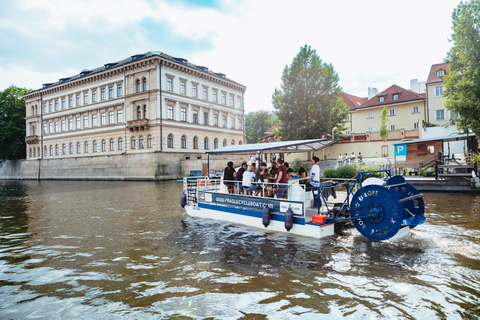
[378,96,385,102]
[393,94,399,100]
[436,70,445,77]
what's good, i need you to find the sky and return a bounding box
[0,0,462,114]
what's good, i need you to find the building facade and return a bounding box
[24,52,246,161]
[425,62,450,125]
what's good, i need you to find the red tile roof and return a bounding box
[340,92,367,110]
[355,84,425,109]
[426,62,450,84]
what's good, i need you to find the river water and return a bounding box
[0,180,479,319]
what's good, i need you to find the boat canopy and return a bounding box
[205,138,338,155]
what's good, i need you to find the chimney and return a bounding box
[410,79,419,93]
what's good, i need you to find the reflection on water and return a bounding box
[0,180,479,319]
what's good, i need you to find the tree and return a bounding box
[245,110,277,143]
[0,85,31,159]
[379,106,389,143]
[272,45,349,141]
[444,0,480,138]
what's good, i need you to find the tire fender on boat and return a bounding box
[180,192,187,208]
[262,205,271,228]
[285,207,293,232]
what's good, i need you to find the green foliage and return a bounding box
[0,85,32,159]
[379,106,389,142]
[272,44,349,141]
[245,110,276,143]
[322,164,383,181]
[337,165,357,179]
[291,158,302,173]
[444,0,480,138]
[323,168,338,178]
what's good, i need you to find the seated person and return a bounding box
[242,165,256,195]
[284,162,294,178]
[254,162,268,196]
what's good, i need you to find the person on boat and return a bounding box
[266,161,277,197]
[284,162,294,178]
[223,161,236,193]
[242,165,256,195]
[235,162,247,194]
[307,156,321,203]
[254,162,268,196]
[251,162,257,174]
[276,158,288,199]
[296,162,308,186]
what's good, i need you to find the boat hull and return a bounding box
[184,204,334,239]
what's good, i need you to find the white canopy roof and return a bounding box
[206,138,338,155]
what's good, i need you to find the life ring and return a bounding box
[199,180,211,187]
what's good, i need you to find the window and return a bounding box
[76,95,80,106]
[139,136,144,149]
[49,102,52,112]
[69,119,73,131]
[193,136,198,149]
[413,106,419,113]
[389,109,395,116]
[29,148,32,158]
[436,109,445,120]
[49,123,53,134]
[231,140,235,145]
[93,114,97,127]
[117,84,123,97]
[437,70,445,77]
[136,79,141,93]
[222,93,226,104]
[368,112,373,118]
[238,119,243,130]
[109,86,114,99]
[180,81,186,94]
[390,125,396,130]
[43,124,47,134]
[109,111,114,124]
[44,103,47,113]
[378,96,385,102]
[181,108,186,121]
[192,85,197,97]
[101,113,106,126]
[368,127,373,132]
[435,86,443,97]
[61,98,65,109]
[101,88,105,101]
[110,139,114,151]
[77,142,81,153]
[346,115,350,121]
[62,144,66,155]
[76,117,80,130]
[214,114,218,126]
[84,92,88,104]
[345,130,350,135]
[167,134,173,148]
[223,139,227,147]
[93,141,97,152]
[44,146,48,157]
[55,144,59,155]
[239,140,242,145]
[213,91,217,103]
[231,118,235,128]
[204,112,209,125]
[193,110,198,123]
[85,141,89,153]
[143,78,147,91]
[143,106,147,119]
[102,139,106,151]
[137,106,142,120]
[55,122,58,133]
[223,116,226,127]
[181,135,186,149]
[147,135,153,148]
[117,110,123,123]
[167,78,173,91]
[61,120,65,132]
[204,137,208,149]
[414,122,419,129]
[230,96,234,107]
[92,90,97,102]
[238,97,241,108]
[203,88,208,100]
[50,145,53,155]
[69,96,73,108]
[131,137,136,149]
[84,116,88,128]
[55,100,58,111]
[214,138,218,149]
[167,105,173,120]
[118,138,123,150]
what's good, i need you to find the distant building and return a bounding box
[258,127,280,143]
[23,52,246,160]
[340,92,367,135]
[425,62,450,125]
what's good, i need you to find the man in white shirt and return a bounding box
[242,165,256,195]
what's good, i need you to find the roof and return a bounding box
[391,133,476,145]
[340,92,367,111]
[355,84,425,109]
[426,62,450,84]
[206,138,338,155]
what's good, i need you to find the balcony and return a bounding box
[127,119,149,131]
[25,135,39,144]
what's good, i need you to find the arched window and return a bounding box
[167,134,173,148]
[33,148,36,157]
[118,137,123,150]
[44,146,48,157]
[50,145,53,155]
[70,143,73,154]
[239,140,242,145]
[147,135,153,148]
[62,144,66,155]
[102,139,106,151]
[143,78,147,91]
[144,105,147,119]
[136,79,140,93]
[29,148,32,158]
[223,139,227,147]
[214,138,218,149]
[193,136,198,149]
[110,138,114,151]
[139,136,144,149]
[204,137,208,149]
[231,140,235,145]
[181,135,186,149]
[93,140,97,152]
[85,141,89,153]
[77,142,81,153]
[131,137,136,149]
[137,106,142,120]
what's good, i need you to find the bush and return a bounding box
[337,165,357,179]
[323,168,338,178]
[322,163,384,181]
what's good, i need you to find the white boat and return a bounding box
[181,139,426,241]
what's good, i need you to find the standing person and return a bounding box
[223,161,236,193]
[242,165,256,195]
[266,161,278,197]
[254,162,268,196]
[276,159,288,199]
[307,156,321,203]
[235,162,247,194]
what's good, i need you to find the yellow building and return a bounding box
[425,62,450,125]
[24,52,246,160]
